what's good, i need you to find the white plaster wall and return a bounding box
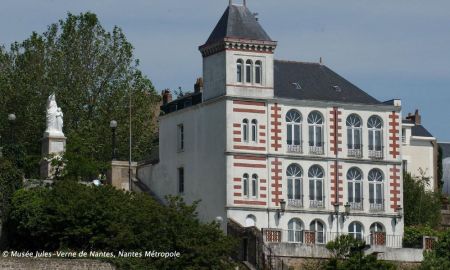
[138,100,228,227]
[402,138,435,190]
[202,51,226,101]
[226,50,274,99]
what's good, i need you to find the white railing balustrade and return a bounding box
[368,150,383,159]
[287,144,303,153]
[309,145,324,155]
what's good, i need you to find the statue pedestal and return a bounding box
[40,132,66,179]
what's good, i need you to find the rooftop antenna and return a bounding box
[319,57,323,65]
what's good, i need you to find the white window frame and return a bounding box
[243,173,249,198]
[255,60,262,84]
[251,119,258,143]
[308,111,324,148]
[286,110,302,148]
[346,114,362,150]
[237,59,243,83]
[310,220,325,244]
[288,218,304,243]
[349,222,364,240]
[245,59,253,83]
[177,124,184,152]
[287,164,303,203]
[242,119,249,142]
[368,116,383,151]
[251,174,258,198]
[347,167,363,209]
[368,169,384,206]
[308,165,324,206]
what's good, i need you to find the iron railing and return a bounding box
[309,145,324,155]
[287,144,303,153]
[369,203,385,212]
[287,197,304,208]
[368,149,383,159]
[347,145,363,158]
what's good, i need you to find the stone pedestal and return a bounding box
[107,160,137,191]
[40,132,66,179]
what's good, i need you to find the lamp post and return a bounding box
[110,120,117,160]
[8,113,16,144]
[332,202,351,238]
[393,205,403,226]
[276,199,286,219]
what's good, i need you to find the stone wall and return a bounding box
[0,258,116,270]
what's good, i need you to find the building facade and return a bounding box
[401,110,438,191]
[139,2,404,248]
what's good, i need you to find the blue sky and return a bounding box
[1,0,449,141]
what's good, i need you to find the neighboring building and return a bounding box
[401,110,438,191]
[440,142,450,196]
[139,2,404,250]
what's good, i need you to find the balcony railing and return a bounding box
[263,230,402,248]
[369,203,385,212]
[309,145,324,155]
[349,201,363,210]
[309,197,325,208]
[347,145,363,158]
[288,197,304,208]
[368,149,383,159]
[287,144,303,154]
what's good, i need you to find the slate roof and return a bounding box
[411,125,434,138]
[205,4,272,45]
[273,60,381,105]
[439,143,450,159]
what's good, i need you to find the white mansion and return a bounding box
[139,2,404,247]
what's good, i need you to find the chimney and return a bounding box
[194,77,204,93]
[161,89,173,105]
[406,109,421,125]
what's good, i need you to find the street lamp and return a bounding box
[110,120,118,160]
[276,199,286,219]
[332,202,351,237]
[8,113,16,144]
[393,206,403,225]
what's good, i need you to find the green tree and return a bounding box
[403,173,441,228]
[324,235,396,270]
[420,230,450,270]
[6,181,236,269]
[0,158,23,247]
[0,12,160,180]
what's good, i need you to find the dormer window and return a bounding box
[237,59,243,83]
[255,61,262,84]
[245,60,253,83]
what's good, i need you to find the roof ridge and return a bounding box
[275,59,321,65]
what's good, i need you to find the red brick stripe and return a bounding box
[234,163,266,168]
[233,100,266,106]
[233,108,265,114]
[234,200,266,206]
[233,145,266,151]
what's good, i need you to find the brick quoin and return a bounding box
[272,158,282,206]
[271,104,281,151]
[389,112,400,158]
[390,165,401,211]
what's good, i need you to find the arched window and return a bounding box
[368,169,384,210]
[308,111,324,154]
[287,164,303,207]
[310,220,326,244]
[251,174,258,198]
[245,60,253,83]
[347,167,363,210]
[242,119,249,142]
[245,214,256,227]
[346,114,362,156]
[286,110,302,152]
[368,116,383,156]
[369,222,385,246]
[308,165,324,208]
[348,222,364,240]
[370,222,384,233]
[242,173,249,197]
[255,60,262,84]
[236,59,243,83]
[251,119,258,142]
[288,218,304,243]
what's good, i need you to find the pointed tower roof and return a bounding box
[204,4,273,45]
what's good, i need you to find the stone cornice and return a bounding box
[199,38,278,57]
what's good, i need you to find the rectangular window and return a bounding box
[295,179,301,200]
[177,124,184,151]
[402,160,408,173]
[178,167,184,194]
[287,125,293,145]
[294,125,300,145]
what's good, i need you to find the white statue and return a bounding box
[45,94,64,135]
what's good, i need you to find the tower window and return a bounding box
[245,60,253,83]
[237,59,243,83]
[255,61,262,84]
[177,124,184,151]
[178,167,184,194]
